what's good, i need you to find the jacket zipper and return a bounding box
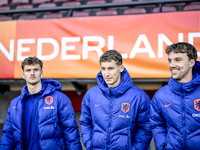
[37,97,42,150]
[180,83,186,150]
[108,89,113,150]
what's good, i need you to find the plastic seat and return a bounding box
[86,0,106,5]
[38,3,57,8]
[85,0,106,13]
[0,15,12,21]
[43,12,63,19]
[183,4,200,11]
[153,6,176,12]
[124,8,147,14]
[72,11,90,17]
[16,4,33,9]
[96,10,117,16]
[111,0,132,11]
[18,14,37,20]
[32,0,51,4]
[62,1,81,6]
[0,0,8,6]
[11,0,29,4]
[0,6,10,10]
[112,0,132,2]
[54,0,70,2]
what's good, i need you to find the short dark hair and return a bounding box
[165,42,197,61]
[21,56,43,71]
[100,50,122,66]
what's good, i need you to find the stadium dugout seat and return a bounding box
[13,5,33,19]
[62,1,81,6]
[112,0,132,2]
[153,6,176,12]
[183,4,200,11]
[18,14,37,20]
[16,4,33,9]
[86,0,106,5]
[0,15,12,21]
[0,0,8,6]
[60,1,81,16]
[96,10,118,16]
[85,0,107,15]
[110,0,132,15]
[43,12,63,19]
[123,8,147,14]
[72,11,90,17]
[54,0,70,2]
[137,0,156,11]
[0,6,10,10]
[38,3,57,8]
[32,0,51,4]
[35,3,57,19]
[11,0,29,4]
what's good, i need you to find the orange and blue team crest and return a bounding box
[194,99,200,111]
[121,102,130,113]
[45,96,53,105]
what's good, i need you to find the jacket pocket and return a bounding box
[110,127,131,150]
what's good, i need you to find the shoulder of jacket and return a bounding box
[11,95,22,104]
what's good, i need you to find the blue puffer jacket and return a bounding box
[0,79,82,150]
[79,68,152,150]
[150,61,200,150]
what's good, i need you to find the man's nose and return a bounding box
[30,70,34,74]
[170,61,176,67]
[105,69,109,76]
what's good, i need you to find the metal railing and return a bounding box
[0,0,198,16]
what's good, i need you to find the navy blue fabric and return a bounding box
[0,79,82,150]
[80,68,152,150]
[150,61,200,150]
[22,83,47,150]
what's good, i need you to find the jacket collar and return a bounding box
[20,79,62,100]
[168,61,200,95]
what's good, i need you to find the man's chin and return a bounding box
[27,80,40,85]
[172,76,180,80]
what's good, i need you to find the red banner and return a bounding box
[0,11,199,79]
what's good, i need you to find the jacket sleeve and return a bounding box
[0,104,15,150]
[79,93,93,150]
[132,92,152,150]
[150,95,167,150]
[58,92,82,150]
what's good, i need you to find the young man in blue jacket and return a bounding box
[0,56,82,150]
[150,42,200,150]
[79,50,152,150]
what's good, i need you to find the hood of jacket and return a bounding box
[20,79,62,100]
[96,67,133,97]
[168,61,200,95]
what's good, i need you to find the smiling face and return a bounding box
[168,51,195,83]
[101,60,124,87]
[23,64,43,86]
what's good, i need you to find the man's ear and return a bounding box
[22,74,25,79]
[119,64,124,72]
[190,59,195,68]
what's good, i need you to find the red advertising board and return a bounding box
[0,11,199,79]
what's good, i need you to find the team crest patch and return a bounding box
[45,96,53,105]
[121,102,130,113]
[194,99,200,111]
